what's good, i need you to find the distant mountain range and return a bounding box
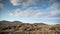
[0,20,22,23]
[0,20,60,25]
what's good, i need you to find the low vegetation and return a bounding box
[0,21,60,34]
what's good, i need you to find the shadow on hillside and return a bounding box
[0,20,60,34]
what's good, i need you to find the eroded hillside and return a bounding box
[0,21,60,34]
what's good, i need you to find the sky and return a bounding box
[0,0,60,25]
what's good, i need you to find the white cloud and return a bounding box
[10,0,60,7]
[10,0,36,6]
[10,0,22,6]
[44,10,60,18]
[50,3,60,9]
[9,8,34,17]
[0,0,3,8]
[9,1,60,18]
[22,0,36,7]
[10,0,54,7]
[0,3,3,8]
[50,10,60,17]
[9,12,13,16]
[9,7,60,18]
[43,2,60,18]
[9,9,22,17]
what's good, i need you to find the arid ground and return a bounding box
[0,21,60,34]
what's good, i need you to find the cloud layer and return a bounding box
[9,0,60,18]
[0,0,4,8]
[9,7,60,18]
[0,0,60,24]
[0,2,3,8]
[10,0,52,7]
[10,0,36,6]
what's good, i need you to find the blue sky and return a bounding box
[0,0,60,25]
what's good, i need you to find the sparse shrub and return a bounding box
[0,22,60,34]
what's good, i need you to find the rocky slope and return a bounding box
[0,21,60,34]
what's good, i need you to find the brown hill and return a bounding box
[0,21,60,34]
